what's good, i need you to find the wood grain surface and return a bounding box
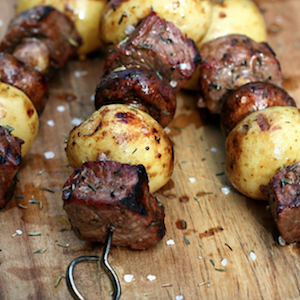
[1,0,300,299]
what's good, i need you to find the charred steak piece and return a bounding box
[0,5,82,75]
[62,160,165,250]
[0,126,23,209]
[95,66,176,128]
[268,162,300,244]
[104,11,199,92]
[0,53,48,115]
[199,34,283,114]
[220,82,296,136]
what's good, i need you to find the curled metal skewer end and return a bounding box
[66,229,121,300]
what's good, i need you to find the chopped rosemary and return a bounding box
[13,195,24,199]
[209,259,215,266]
[198,280,210,287]
[33,248,47,254]
[28,232,42,236]
[37,169,46,175]
[173,126,182,132]
[40,186,55,193]
[182,219,186,230]
[18,204,28,209]
[67,37,79,47]
[112,66,127,73]
[262,89,267,99]
[54,275,66,288]
[0,246,2,251]
[155,71,163,81]
[57,243,69,248]
[162,110,170,115]
[4,125,14,132]
[132,148,138,154]
[215,268,227,272]
[216,172,225,176]
[281,178,292,187]
[199,244,204,249]
[184,235,190,245]
[194,197,199,202]
[225,243,233,251]
[87,182,97,191]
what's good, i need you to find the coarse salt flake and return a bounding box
[250,251,256,261]
[16,230,23,235]
[198,256,202,260]
[125,24,135,35]
[164,127,171,134]
[166,239,175,245]
[44,151,55,159]
[124,274,134,283]
[189,177,196,183]
[74,70,88,78]
[221,186,230,195]
[221,258,227,266]
[278,236,286,246]
[47,120,55,127]
[71,118,83,126]
[170,80,177,88]
[147,275,156,281]
[90,94,95,101]
[210,147,217,153]
[175,295,184,300]
[57,105,65,112]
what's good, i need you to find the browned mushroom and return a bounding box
[95,66,176,128]
[220,82,296,136]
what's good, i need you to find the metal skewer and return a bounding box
[66,228,121,300]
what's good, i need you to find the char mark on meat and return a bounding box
[62,160,165,250]
[104,11,199,92]
[0,126,23,209]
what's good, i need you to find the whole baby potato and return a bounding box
[0,82,39,156]
[66,104,174,193]
[16,0,107,56]
[184,0,267,91]
[226,106,300,200]
[100,0,212,48]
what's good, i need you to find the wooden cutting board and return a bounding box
[1,0,300,299]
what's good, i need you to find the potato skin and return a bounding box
[0,82,39,156]
[16,0,107,55]
[66,104,174,193]
[226,107,300,200]
[184,0,267,91]
[99,0,212,48]
[220,82,296,137]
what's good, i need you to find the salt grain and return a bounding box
[198,256,202,260]
[164,127,171,134]
[170,80,178,88]
[57,105,65,112]
[175,295,184,300]
[221,186,230,195]
[124,274,134,283]
[189,177,196,183]
[166,239,175,245]
[44,151,55,159]
[147,275,156,282]
[47,120,55,127]
[210,147,217,153]
[125,24,135,35]
[71,118,83,126]
[74,70,88,78]
[221,258,227,266]
[278,236,286,246]
[250,251,256,261]
[90,94,95,101]
[16,230,23,235]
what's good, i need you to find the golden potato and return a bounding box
[184,0,267,91]
[16,0,107,56]
[100,0,212,48]
[0,83,39,156]
[226,107,300,200]
[66,104,174,193]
